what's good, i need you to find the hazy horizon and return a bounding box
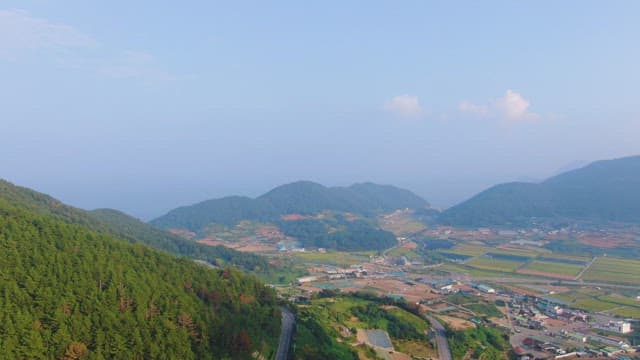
[2,2,639,219]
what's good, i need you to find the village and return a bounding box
[285,251,639,360]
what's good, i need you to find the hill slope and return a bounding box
[151,181,428,231]
[439,155,640,226]
[0,179,270,273]
[0,196,280,358]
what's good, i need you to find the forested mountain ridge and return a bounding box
[0,179,270,273]
[151,181,428,231]
[439,155,640,227]
[90,208,271,273]
[0,197,280,358]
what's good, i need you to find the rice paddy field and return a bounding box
[466,257,525,272]
[581,257,640,285]
[445,244,490,257]
[519,260,584,278]
[553,288,640,317]
[434,241,605,281]
[292,250,374,267]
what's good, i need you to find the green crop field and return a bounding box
[537,253,591,263]
[553,288,640,316]
[521,261,583,277]
[486,248,540,258]
[446,244,489,257]
[582,257,640,285]
[466,257,524,272]
[293,250,373,267]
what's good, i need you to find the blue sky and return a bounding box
[1,1,639,219]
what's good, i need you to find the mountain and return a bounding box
[439,155,640,227]
[90,208,271,273]
[0,179,270,273]
[151,181,429,231]
[0,185,280,358]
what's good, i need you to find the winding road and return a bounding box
[424,315,452,360]
[275,307,295,360]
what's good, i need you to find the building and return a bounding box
[613,321,632,334]
[296,276,320,285]
[476,284,496,294]
[597,321,633,334]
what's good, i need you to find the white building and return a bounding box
[598,321,632,334]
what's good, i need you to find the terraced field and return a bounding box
[581,257,640,285]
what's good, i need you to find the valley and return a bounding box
[165,203,640,359]
[3,156,640,359]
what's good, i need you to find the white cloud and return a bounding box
[458,100,488,116]
[0,9,174,83]
[494,89,538,121]
[459,89,538,121]
[384,94,423,117]
[0,9,95,58]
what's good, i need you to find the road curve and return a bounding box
[275,307,295,360]
[424,314,452,360]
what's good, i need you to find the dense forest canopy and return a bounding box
[0,199,281,359]
[276,215,396,251]
[0,179,271,274]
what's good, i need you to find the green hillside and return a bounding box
[0,198,280,359]
[439,155,640,227]
[90,208,270,273]
[0,179,270,274]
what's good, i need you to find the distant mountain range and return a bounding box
[151,181,429,231]
[439,155,640,227]
[151,181,429,251]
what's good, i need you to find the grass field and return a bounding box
[386,246,421,260]
[581,257,640,285]
[521,261,583,277]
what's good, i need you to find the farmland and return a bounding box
[466,257,525,272]
[518,260,584,279]
[292,250,374,267]
[445,244,489,257]
[581,257,640,285]
[553,288,640,317]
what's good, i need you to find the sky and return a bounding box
[1,1,639,220]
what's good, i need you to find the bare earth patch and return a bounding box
[437,315,475,330]
[235,244,275,252]
[578,233,635,249]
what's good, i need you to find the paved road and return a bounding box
[424,315,452,360]
[574,256,597,280]
[275,307,295,360]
